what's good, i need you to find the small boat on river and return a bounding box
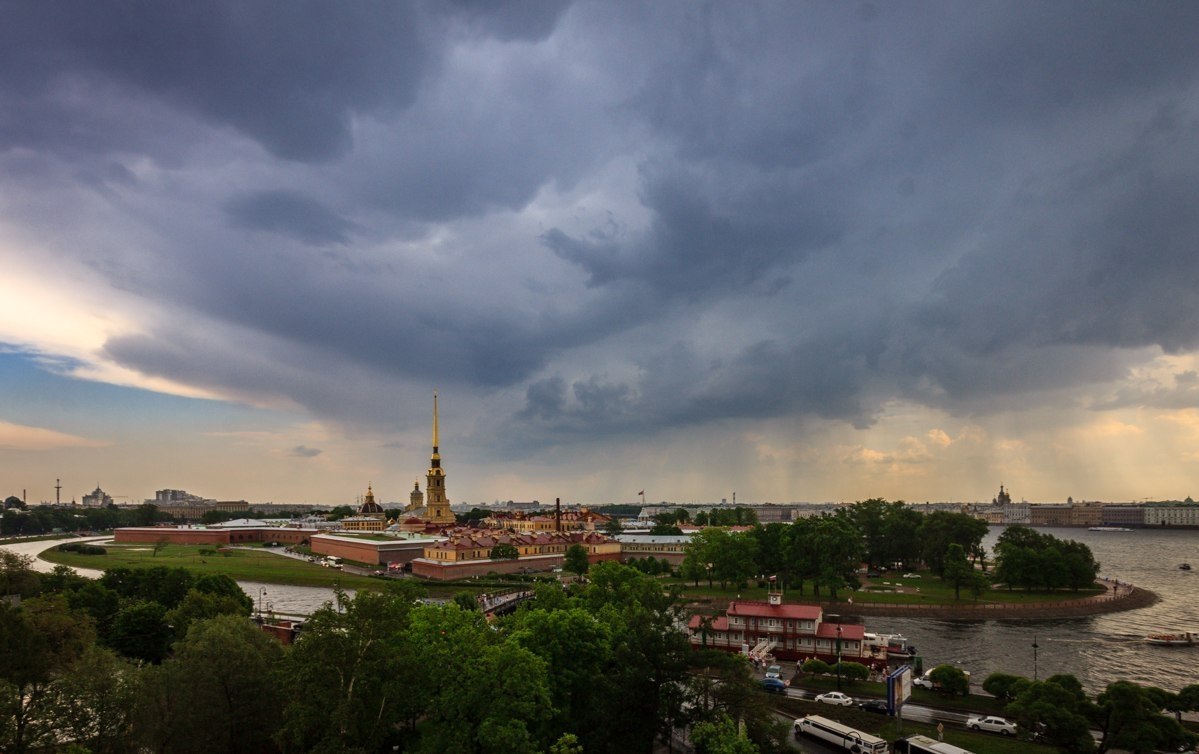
[1146,632,1198,646]
[1088,526,1133,532]
[1180,563,1192,571]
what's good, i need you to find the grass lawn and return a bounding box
[668,571,1103,607]
[40,542,385,589]
[772,695,1054,754]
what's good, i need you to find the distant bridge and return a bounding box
[478,589,535,616]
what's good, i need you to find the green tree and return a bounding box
[490,543,520,560]
[691,714,759,754]
[747,523,788,583]
[0,598,95,754]
[918,511,988,576]
[928,664,969,697]
[982,672,1028,702]
[801,659,831,675]
[833,661,869,684]
[882,502,924,570]
[847,498,890,570]
[563,544,590,575]
[53,645,137,754]
[1093,680,1191,754]
[808,514,862,600]
[108,601,173,663]
[275,587,422,753]
[602,517,624,536]
[942,543,974,600]
[0,551,41,599]
[511,607,612,750]
[582,563,692,753]
[158,615,284,754]
[454,591,480,611]
[1007,674,1094,752]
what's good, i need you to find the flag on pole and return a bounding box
[638,490,644,496]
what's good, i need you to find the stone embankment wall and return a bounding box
[826,584,1159,621]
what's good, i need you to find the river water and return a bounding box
[862,527,1199,694]
[6,527,1197,692]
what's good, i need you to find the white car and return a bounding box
[967,715,1017,736]
[814,691,854,706]
[765,664,782,680]
[902,572,921,579]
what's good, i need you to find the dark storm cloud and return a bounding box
[225,191,354,246]
[0,1,569,162]
[5,1,1199,452]
[543,158,843,295]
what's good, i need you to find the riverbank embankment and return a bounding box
[819,580,1159,620]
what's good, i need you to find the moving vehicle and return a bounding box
[857,699,889,714]
[966,715,1017,735]
[759,677,788,694]
[793,715,890,753]
[1088,526,1133,532]
[814,691,854,706]
[765,664,782,679]
[1180,563,1193,571]
[322,556,343,569]
[893,734,977,754]
[1145,631,1198,646]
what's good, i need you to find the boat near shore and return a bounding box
[1088,526,1133,532]
[1145,632,1198,646]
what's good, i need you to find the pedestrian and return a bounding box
[937,722,944,741]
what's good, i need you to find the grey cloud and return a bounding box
[225,191,354,245]
[288,445,322,458]
[8,1,1199,461]
[544,158,843,295]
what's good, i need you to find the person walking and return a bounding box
[937,722,944,741]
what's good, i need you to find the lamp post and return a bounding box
[1032,635,1039,681]
[836,624,843,691]
[258,587,267,619]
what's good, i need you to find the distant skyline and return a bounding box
[2,3,1199,506]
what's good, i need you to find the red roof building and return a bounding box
[687,592,870,663]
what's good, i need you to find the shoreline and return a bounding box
[696,580,1160,621]
[806,582,1157,621]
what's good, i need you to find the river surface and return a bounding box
[859,527,1199,694]
[6,527,1198,692]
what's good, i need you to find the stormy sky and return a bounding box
[2,1,1198,506]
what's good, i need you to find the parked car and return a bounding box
[814,691,854,706]
[759,677,789,695]
[967,715,1017,736]
[765,664,782,679]
[858,699,889,714]
[902,572,921,579]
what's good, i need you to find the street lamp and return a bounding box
[1032,635,1039,681]
[836,624,843,691]
[258,588,267,619]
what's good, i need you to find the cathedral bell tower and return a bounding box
[423,391,455,525]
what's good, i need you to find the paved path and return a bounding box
[0,535,109,578]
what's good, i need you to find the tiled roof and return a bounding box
[816,623,865,641]
[727,600,823,621]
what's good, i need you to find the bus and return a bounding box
[893,734,976,754]
[793,715,890,754]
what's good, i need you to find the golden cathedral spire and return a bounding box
[423,391,454,524]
